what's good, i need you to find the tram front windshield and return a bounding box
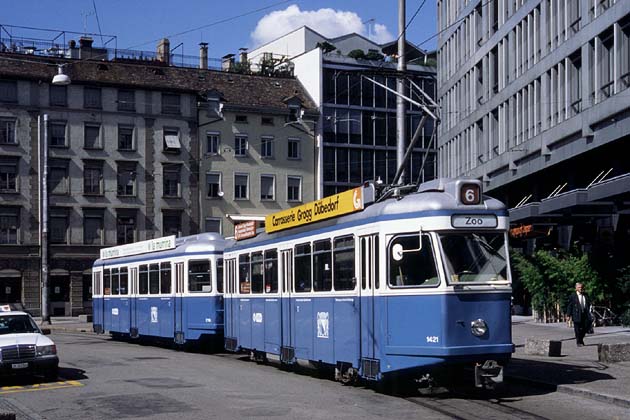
[439,232,508,284]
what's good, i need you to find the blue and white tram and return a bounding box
[223,178,512,385]
[92,233,230,345]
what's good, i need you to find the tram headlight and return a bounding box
[471,319,488,337]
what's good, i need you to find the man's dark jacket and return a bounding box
[566,292,591,322]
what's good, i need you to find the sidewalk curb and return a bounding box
[555,384,630,409]
[50,327,95,334]
[507,374,630,409]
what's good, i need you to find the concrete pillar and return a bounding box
[581,43,591,110]
[614,23,620,95]
[542,71,550,131]
[541,0,549,57]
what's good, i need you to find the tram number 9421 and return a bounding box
[426,336,439,343]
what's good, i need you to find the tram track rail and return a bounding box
[404,386,551,420]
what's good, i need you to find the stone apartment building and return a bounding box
[0,39,316,315]
[198,79,315,237]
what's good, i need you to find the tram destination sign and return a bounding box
[266,187,364,233]
[451,214,498,228]
[100,235,176,259]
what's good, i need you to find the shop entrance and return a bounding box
[0,274,21,304]
[50,273,70,316]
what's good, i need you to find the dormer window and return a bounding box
[288,105,301,122]
[235,115,248,123]
[209,98,222,116]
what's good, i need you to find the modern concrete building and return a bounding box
[0,36,316,315]
[437,1,630,300]
[249,26,438,198]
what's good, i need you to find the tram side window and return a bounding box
[93,272,101,296]
[216,258,224,293]
[374,236,380,289]
[333,236,355,291]
[111,268,120,295]
[251,252,264,293]
[294,243,312,292]
[160,262,171,294]
[388,234,439,287]
[119,267,128,295]
[103,269,111,295]
[139,265,149,294]
[360,238,367,290]
[264,250,278,293]
[239,254,250,293]
[227,258,236,293]
[189,260,211,292]
[149,264,160,294]
[313,239,332,292]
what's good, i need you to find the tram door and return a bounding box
[129,268,137,335]
[280,249,293,361]
[224,259,237,341]
[359,235,378,360]
[93,271,104,331]
[174,262,185,342]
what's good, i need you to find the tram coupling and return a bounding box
[474,360,503,388]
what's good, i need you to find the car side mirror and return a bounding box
[41,328,51,335]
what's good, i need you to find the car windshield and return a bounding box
[439,232,509,284]
[0,315,40,334]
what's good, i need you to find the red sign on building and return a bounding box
[234,221,257,241]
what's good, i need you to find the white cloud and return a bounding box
[251,5,394,47]
[372,23,393,44]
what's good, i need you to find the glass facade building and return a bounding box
[320,59,437,197]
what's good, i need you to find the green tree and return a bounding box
[511,249,601,322]
[365,50,384,61]
[616,266,630,326]
[316,42,337,53]
[348,49,367,60]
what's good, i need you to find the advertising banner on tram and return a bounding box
[265,187,364,233]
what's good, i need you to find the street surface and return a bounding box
[1,332,628,420]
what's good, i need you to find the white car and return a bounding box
[0,305,59,380]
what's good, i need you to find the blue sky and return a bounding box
[2,0,438,58]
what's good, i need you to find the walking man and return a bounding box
[566,282,592,347]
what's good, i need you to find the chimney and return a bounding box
[78,36,94,59]
[199,42,208,70]
[221,54,235,72]
[239,48,248,65]
[67,39,79,59]
[79,36,94,49]
[157,38,170,65]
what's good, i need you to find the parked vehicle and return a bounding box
[0,305,59,380]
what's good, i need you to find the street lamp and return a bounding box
[39,114,50,324]
[41,64,70,324]
[52,65,71,86]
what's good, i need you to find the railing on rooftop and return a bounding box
[0,35,224,70]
